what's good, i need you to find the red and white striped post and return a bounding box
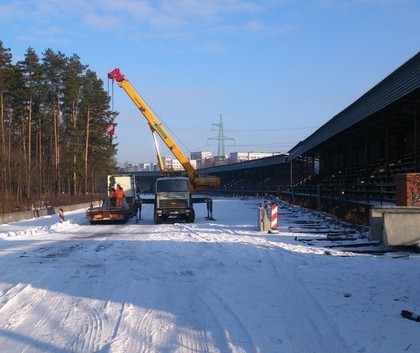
[270,202,278,231]
[58,208,65,223]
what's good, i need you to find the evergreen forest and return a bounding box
[0,41,118,213]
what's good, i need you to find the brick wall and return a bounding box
[395,173,420,206]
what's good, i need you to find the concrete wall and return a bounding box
[0,202,95,225]
[383,212,420,246]
[370,206,420,246]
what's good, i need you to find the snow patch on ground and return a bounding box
[0,197,419,353]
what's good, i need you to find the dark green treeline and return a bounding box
[0,41,118,211]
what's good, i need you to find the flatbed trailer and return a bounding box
[86,197,131,224]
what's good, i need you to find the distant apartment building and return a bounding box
[229,152,281,163]
[120,151,281,172]
[171,159,184,171]
[164,156,197,171]
[191,151,213,169]
[161,156,173,171]
[191,151,213,160]
[121,162,158,172]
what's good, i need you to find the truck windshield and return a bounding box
[157,179,190,192]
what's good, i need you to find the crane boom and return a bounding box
[108,68,220,192]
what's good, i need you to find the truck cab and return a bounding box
[154,177,195,224]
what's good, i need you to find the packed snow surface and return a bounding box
[0,196,419,353]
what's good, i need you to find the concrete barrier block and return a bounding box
[258,207,271,232]
[370,206,420,245]
[383,212,420,246]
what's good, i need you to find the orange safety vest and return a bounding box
[115,187,124,199]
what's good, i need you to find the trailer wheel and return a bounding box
[124,213,130,223]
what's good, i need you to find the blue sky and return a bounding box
[1,0,419,165]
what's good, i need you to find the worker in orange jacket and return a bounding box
[115,184,124,207]
[109,187,116,206]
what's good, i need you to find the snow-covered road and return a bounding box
[0,197,419,353]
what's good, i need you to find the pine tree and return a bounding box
[16,47,44,200]
[80,69,117,194]
[42,49,67,196]
[62,54,87,195]
[0,41,14,210]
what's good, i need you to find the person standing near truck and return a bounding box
[109,187,116,206]
[115,184,124,207]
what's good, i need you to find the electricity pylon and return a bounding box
[208,114,235,165]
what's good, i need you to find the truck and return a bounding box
[147,176,214,224]
[153,176,194,224]
[86,174,141,224]
[108,68,219,224]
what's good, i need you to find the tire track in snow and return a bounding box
[68,302,105,353]
[129,307,157,353]
[92,281,147,353]
[117,237,238,353]
[0,284,64,352]
[167,225,258,351]
[104,299,127,350]
[185,222,350,352]
[136,307,173,353]
[0,283,33,330]
[0,284,95,352]
[198,288,258,353]
[264,247,351,353]
[0,284,48,330]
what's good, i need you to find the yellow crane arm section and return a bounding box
[108,68,220,192]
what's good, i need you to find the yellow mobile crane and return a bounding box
[108,68,219,223]
[108,68,220,192]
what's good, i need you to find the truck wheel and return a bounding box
[154,214,162,224]
[186,209,195,223]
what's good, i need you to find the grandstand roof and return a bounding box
[200,154,288,174]
[288,51,420,160]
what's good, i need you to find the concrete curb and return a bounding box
[0,202,97,225]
